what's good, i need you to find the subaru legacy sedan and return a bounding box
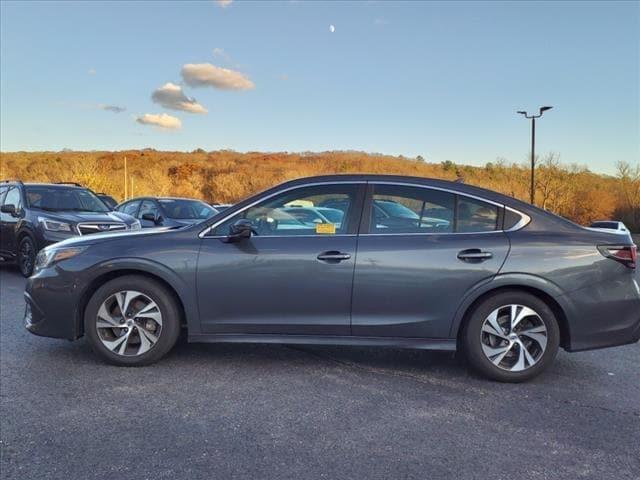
[24,175,639,381]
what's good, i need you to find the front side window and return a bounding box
[25,186,109,212]
[117,201,141,216]
[138,200,159,219]
[369,185,455,234]
[158,199,216,220]
[212,184,360,237]
[3,187,22,210]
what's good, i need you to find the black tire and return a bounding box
[18,236,36,277]
[84,275,181,366]
[462,290,560,382]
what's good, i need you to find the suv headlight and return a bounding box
[38,216,73,232]
[130,220,141,230]
[35,246,87,271]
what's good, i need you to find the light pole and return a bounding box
[517,106,553,205]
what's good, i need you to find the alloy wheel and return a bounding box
[95,290,163,356]
[480,304,548,372]
[19,240,34,276]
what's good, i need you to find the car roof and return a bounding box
[123,196,206,202]
[19,182,85,189]
[275,174,524,205]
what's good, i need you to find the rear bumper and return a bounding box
[562,274,640,352]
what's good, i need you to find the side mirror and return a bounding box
[0,204,17,216]
[141,213,162,225]
[226,219,254,242]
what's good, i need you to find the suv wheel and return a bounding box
[18,236,36,277]
[462,291,560,382]
[84,275,181,366]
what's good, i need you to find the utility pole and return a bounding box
[517,106,553,205]
[130,176,134,199]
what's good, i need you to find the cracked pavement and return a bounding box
[1,265,639,479]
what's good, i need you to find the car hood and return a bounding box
[34,210,136,224]
[44,226,175,249]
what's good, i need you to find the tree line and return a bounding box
[1,150,638,232]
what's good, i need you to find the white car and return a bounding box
[589,221,629,233]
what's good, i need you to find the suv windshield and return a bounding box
[25,186,110,213]
[158,199,217,220]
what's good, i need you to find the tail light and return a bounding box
[598,244,637,269]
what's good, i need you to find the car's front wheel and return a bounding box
[462,291,560,382]
[18,236,36,277]
[84,275,181,366]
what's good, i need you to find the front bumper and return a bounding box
[24,270,83,340]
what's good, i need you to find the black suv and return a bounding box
[0,181,140,276]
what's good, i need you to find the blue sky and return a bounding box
[1,0,638,174]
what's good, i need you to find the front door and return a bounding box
[196,183,365,335]
[351,183,510,338]
[0,186,23,256]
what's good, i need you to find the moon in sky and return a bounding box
[329,25,335,33]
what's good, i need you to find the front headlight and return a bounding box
[130,220,141,230]
[35,246,87,271]
[38,216,73,232]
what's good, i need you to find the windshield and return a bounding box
[374,200,420,219]
[158,199,217,220]
[591,221,618,229]
[25,186,110,212]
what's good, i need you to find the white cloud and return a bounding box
[151,82,207,114]
[88,69,97,75]
[216,0,233,8]
[181,63,255,90]
[135,113,182,130]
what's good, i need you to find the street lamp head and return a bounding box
[539,106,553,114]
[517,111,527,115]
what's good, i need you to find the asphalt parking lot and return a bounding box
[1,266,639,480]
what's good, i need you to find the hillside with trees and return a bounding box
[1,150,638,232]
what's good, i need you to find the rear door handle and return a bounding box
[457,249,493,262]
[317,251,351,262]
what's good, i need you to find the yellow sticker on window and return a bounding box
[316,223,336,234]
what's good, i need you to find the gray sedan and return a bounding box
[23,175,640,382]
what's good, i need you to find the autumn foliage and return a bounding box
[1,150,638,232]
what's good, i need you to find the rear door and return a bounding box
[351,183,510,338]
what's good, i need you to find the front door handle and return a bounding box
[457,249,493,262]
[317,251,351,262]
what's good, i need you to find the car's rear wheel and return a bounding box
[18,236,36,277]
[462,291,560,382]
[84,276,181,366]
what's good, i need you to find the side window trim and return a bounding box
[362,181,512,236]
[199,181,367,238]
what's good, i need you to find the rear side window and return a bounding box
[367,185,499,234]
[369,185,455,234]
[456,197,498,233]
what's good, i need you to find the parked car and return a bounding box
[116,197,218,228]
[589,220,630,234]
[24,175,639,381]
[0,180,140,276]
[96,193,118,210]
